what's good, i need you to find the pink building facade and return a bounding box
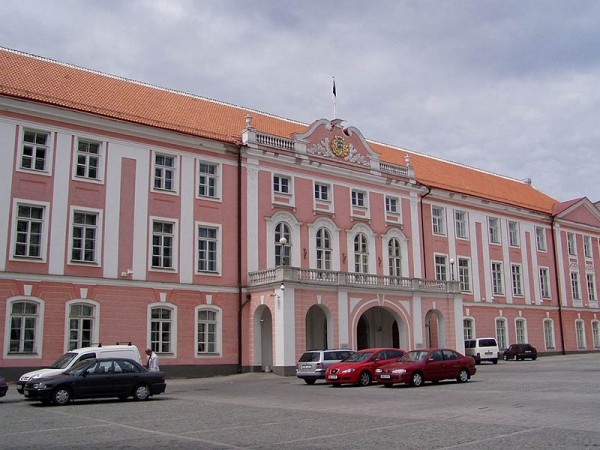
[0,49,599,379]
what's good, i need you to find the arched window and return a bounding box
[150,306,173,353]
[354,233,368,273]
[68,303,95,350]
[275,222,291,266]
[9,300,41,353]
[388,238,401,277]
[316,227,331,270]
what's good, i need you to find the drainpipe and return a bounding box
[419,185,432,279]
[550,216,567,355]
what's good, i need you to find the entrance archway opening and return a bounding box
[305,305,329,350]
[253,305,273,372]
[356,306,407,350]
[425,309,446,348]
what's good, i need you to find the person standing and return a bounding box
[145,348,160,372]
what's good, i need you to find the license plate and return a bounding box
[328,375,338,380]
[485,352,492,355]
[379,374,391,379]
[301,364,312,369]
[524,350,531,353]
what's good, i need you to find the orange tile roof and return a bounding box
[0,48,557,213]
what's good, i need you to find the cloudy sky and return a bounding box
[2,0,599,202]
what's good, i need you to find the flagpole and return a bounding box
[332,76,337,119]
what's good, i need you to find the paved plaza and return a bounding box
[1,353,599,449]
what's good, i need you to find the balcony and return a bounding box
[248,267,460,294]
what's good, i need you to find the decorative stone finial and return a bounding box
[405,154,411,166]
[245,114,253,129]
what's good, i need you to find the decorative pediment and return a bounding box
[293,119,380,169]
[554,197,600,227]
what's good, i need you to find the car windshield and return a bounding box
[343,351,373,362]
[64,359,95,376]
[400,351,429,362]
[49,352,78,369]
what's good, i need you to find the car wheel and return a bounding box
[492,359,498,365]
[532,356,537,361]
[503,355,508,361]
[410,372,424,387]
[133,384,151,401]
[304,379,316,385]
[457,368,469,383]
[52,387,71,406]
[357,371,371,387]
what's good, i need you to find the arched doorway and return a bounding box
[425,309,445,348]
[356,306,407,350]
[305,305,329,350]
[253,305,273,371]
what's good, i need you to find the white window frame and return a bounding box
[463,318,474,340]
[354,232,369,273]
[515,318,527,343]
[197,160,221,200]
[10,199,50,263]
[544,319,555,350]
[571,271,582,301]
[458,257,471,292]
[195,305,221,356]
[152,151,179,194]
[455,210,469,239]
[432,206,446,236]
[316,227,332,271]
[434,254,448,281]
[592,321,600,349]
[4,297,45,357]
[586,273,597,303]
[584,236,593,259]
[273,174,292,195]
[539,267,551,298]
[575,320,586,349]
[535,226,547,252]
[314,182,331,202]
[491,261,504,295]
[388,237,402,277]
[17,127,53,175]
[488,217,501,244]
[496,318,508,350]
[351,189,367,208]
[567,232,577,256]
[68,207,103,266]
[148,303,177,356]
[65,299,99,351]
[385,196,399,214]
[511,264,523,297]
[73,137,104,183]
[196,222,221,275]
[149,217,179,272]
[508,221,520,247]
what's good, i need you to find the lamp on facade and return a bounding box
[279,237,288,266]
[449,258,455,281]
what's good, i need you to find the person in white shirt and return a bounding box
[145,348,160,372]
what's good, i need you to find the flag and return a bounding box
[332,78,337,101]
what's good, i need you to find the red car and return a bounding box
[375,348,476,387]
[325,348,406,386]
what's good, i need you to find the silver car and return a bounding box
[296,349,354,384]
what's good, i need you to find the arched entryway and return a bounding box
[253,305,273,371]
[425,309,446,348]
[305,305,330,350]
[356,306,407,350]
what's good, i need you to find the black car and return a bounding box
[0,375,8,397]
[503,344,538,361]
[23,357,166,405]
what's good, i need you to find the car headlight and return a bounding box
[375,368,382,373]
[392,369,407,374]
[341,368,355,374]
[32,382,48,389]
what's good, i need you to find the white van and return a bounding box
[464,338,499,364]
[17,343,142,394]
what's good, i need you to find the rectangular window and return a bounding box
[68,304,94,350]
[496,319,507,349]
[197,225,218,273]
[584,236,593,259]
[432,206,446,236]
[539,267,551,298]
[151,307,172,353]
[536,226,547,251]
[458,258,471,292]
[351,190,366,208]
[455,210,468,239]
[593,322,600,349]
[571,271,581,301]
[21,129,49,172]
[435,255,448,281]
[197,309,217,353]
[587,273,597,302]
[154,153,176,191]
[508,221,520,247]
[576,321,585,349]
[544,320,555,349]
[385,196,398,214]
[488,217,501,244]
[76,139,101,179]
[567,232,577,256]
[14,204,44,258]
[511,264,523,296]
[491,262,504,295]
[516,319,527,344]
[463,318,474,340]
[71,211,98,263]
[9,301,38,353]
[198,162,219,198]
[314,183,329,201]
[152,221,174,269]
[273,175,290,194]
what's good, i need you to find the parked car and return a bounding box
[503,343,538,361]
[375,348,476,387]
[0,375,8,397]
[17,343,142,394]
[296,349,354,384]
[23,357,166,406]
[464,337,500,364]
[325,348,406,387]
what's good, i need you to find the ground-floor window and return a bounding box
[516,318,527,344]
[9,299,41,354]
[150,306,173,353]
[68,303,95,350]
[196,307,220,354]
[463,318,474,340]
[544,319,555,350]
[592,321,600,349]
[496,318,507,349]
[575,320,586,349]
